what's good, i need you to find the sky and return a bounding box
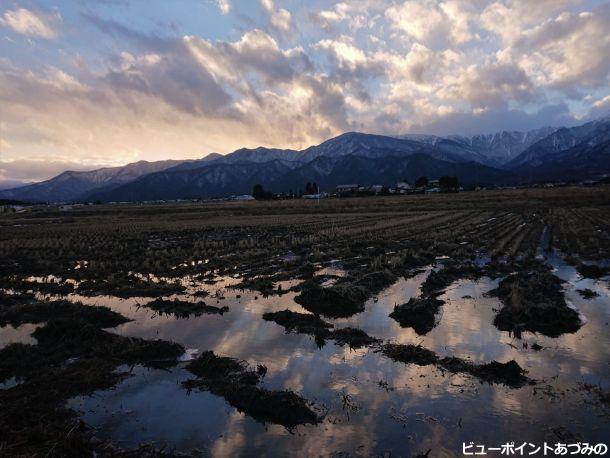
[0,0,609,186]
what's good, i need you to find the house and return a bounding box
[230,195,255,201]
[336,184,359,193]
[370,185,384,194]
[395,181,413,194]
[302,192,329,199]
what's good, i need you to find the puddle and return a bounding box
[3,256,610,456]
[0,323,39,349]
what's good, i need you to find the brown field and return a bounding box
[1,186,609,279]
[0,185,609,457]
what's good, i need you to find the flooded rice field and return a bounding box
[2,255,606,456]
[0,189,609,456]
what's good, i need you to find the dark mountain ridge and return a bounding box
[1,116,608,203]
[0,159,187,203]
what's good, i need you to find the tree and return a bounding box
[439,176,459,191]
[252,184,272,200]
[415,176,429,188]
[305,182,319,194]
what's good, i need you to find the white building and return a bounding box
[336,184,359,193]
[302,193,329,199]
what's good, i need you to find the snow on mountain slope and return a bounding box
[0,159,187,202]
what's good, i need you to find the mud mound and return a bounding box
[234,276,291,296]
[143,298,228,318]
[0,291,37,307]
[389,297,444,335]
[381,343,438,366]
[295,281,368,318]
[78,276,185,298]
[381,343,531,387]
[490,269,581,337]
[577,288,599,299]
[263,310,379,348]
[577,263,610,279]
[438,357,530,387]
[0,277,75,295]
[294,270,396,319]
[0,299,129,327]
[0,316,184,456]
[32,318,184,369]
[184,351,319,428]
[329,327,381,348]
[353,270,397,294]
[421,263,483,296]
[262,309,333,335]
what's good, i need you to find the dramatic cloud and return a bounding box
[260,0,292,32]
[0,7,61,39]
[385,0,474,49]
[506,4,610,91]
[440,61,536,108]
[0,0,608,179]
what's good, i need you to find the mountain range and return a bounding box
[1,116,608,203]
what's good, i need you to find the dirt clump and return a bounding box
[0,299,129,327]
[387,263,482,335]
[263,310,379,348]
[235,276,282,295]
[490,268,581,337]
[421,263,482,296]
[262,309,333,335]
[143,298,229,318]
[184,350,320,428]
[353,270,397,294]
[294,270,396,319]
[577,288,599,299]
[381,343,438,366]
[0,316,184,456]
[0,277,75,295]
[329,327,380,348]
[389,297,444,335]
[295,281,368,318]
[78,276,185,298]
[0,290,36,307]
[438,357,530,388]
[577,263,610,279]
[380,343,531,387]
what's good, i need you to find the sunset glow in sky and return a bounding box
[0,0,609,185]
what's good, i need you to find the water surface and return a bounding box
[4,256,610,456]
